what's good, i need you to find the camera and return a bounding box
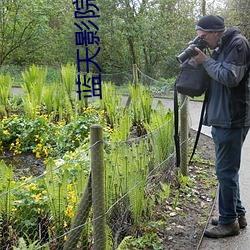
[176,36,208,64]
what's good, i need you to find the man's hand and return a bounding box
[192,47,207,64]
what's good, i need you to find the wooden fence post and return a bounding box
[180,94,188,176]
[63,175,92,250]
[91,124,106,250]
[133,64,138,86]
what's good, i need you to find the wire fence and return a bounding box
[0,65,134,87]
[0,125,177,249]
[1,64,174,96]
[0,65,191,249]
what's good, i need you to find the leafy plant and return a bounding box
[145,100,175,164]
[60,63,76,101]
[178,173,192,189]
[172,190,180,210]
[43,84,56,114]
[13,236,43,250]
[129,83,153,129]
[12,176,49,241]
[0,108,103,158]
[0,73,12,116]
[158,182,171,203]
[117,233,163,250]
[0,161,15,222]
[100,81,123,128]
[43,159,69,223]
[105,136,154,247]
[73,73,93,113]
[21,65,47,118]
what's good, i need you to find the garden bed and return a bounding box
[0,130,217,250]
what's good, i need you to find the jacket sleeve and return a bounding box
[203,37,250,88]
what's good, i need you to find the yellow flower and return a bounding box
[36,152,41,158]
[71,195,76,204]
[100,110,105,115]
[32,193,42,201]
[12,207,17,212]
[65,205,74,218]
[14,149,21,155]
[42,147,49,157]
[3,130,10,135]
[26,183,37,191]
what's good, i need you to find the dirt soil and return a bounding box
[1,152,45,180]
[158,130,217,250]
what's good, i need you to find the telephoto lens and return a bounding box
[176,36,208,63]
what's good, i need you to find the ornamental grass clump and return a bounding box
[144,100,175,164]
[129,83,153,135]
[99,81,123,129]
[21,65,47,118]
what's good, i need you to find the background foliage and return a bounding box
[1,0,250,81]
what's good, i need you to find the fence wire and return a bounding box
[0,119,184,249]
[0,67,192,249]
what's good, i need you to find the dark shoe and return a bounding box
[238,215,247,228]
[211,214,247,229]
[204,222,240,238]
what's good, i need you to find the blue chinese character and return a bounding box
[77,47,102,73]
[75,74,102,100]
[75,21,99,46]
[72,0,84,10]
[73,0,100,18]
[92,74,102,98]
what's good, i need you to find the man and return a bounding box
[192,15,250,238]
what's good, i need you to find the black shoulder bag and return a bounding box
[175,58,208,97]
[174,58,210,168]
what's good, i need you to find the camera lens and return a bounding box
[176,44,198,63]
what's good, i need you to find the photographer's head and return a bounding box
[195,15,225,49]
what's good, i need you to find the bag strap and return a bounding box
[188,91,208,164]
[174,80,181,168]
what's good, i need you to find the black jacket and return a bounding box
[203,26,250,128]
